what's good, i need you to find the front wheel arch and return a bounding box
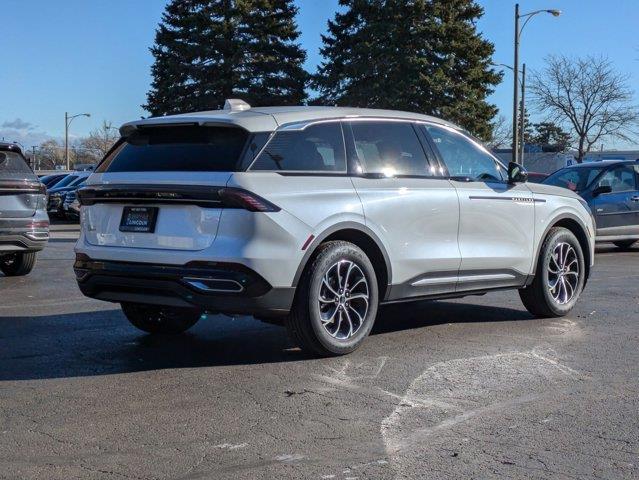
[533,215,592,286]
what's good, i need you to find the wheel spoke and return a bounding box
[348,293,369,301]
[349,277,365,291]
[322,275,339,297]
[344,262,355,289]
[333,311,343,337]
[343,308,354,338]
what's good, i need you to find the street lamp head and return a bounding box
[84,113,91,118]
[547,9,561,17]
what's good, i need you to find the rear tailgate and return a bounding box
[81,172,231,251]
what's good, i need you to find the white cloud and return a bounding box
[0,118,57,148]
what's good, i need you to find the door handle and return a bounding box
[631,196,639,202]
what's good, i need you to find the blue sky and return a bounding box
[1,0,638,149]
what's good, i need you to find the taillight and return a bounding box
[218,188,280,212]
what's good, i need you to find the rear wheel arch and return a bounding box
[292,223,391,300]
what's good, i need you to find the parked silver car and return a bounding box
[74,102,595,355]
[0,143,49,276]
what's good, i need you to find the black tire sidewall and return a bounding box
[539,229,585,316]
[0,252,36,276]
[306,244,378,355]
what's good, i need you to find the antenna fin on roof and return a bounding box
[224,99,251,112]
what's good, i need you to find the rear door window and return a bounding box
[250,123,346,172]
[596,166,637,193]
[96,126,249,172]
[349,121,432,176]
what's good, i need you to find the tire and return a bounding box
[121,303,202,334]
[285,241,379,356]
[0,252,37,276]
[519,227,585,318]
[613,240,636,249]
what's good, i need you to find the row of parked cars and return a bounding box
[39,170,91,220]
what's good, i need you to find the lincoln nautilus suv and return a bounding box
[74,101,595,355]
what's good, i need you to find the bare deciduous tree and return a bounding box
[487,115,511,149]
[79,121,119,159]
[530,55,638,162]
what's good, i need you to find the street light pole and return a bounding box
[64,112,91,171]
[65,112,69,171]
[512,4,520,164]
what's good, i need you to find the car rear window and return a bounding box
[0,151,35,180]
[96,126,249,173]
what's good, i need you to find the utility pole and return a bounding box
[512,3,520,164]
[519,63,526,167]
[32,146,37,171]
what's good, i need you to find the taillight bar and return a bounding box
[0,180,46,194]
[78,184,280,212]
[218,188,280,212]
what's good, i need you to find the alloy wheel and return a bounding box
[318,260,369,340]
[547,242,579,305]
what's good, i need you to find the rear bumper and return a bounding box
[74,254,295,316]
[0,216,49,253]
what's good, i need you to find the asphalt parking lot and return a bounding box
[1,224,638,479]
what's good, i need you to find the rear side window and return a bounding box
[0,151,34,179]
[350,121,432,176]
[596,166,637,193]
[425,124,505,182]
[96,126,249,173]
[250,123,346,172]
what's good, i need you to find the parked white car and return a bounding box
[74,101,595,355]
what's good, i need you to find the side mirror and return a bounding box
[592,185,612,197]
[508,162,528,184]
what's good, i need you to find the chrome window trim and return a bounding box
[278,116,456,132]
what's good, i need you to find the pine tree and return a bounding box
[531,122,572,152]
[145,0,307,116]
[236,0,308,106]
[313,0,501,140]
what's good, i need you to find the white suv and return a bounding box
[75,101,595,355]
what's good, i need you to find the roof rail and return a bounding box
[224,99,251,112]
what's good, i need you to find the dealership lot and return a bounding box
[1,224,638,479]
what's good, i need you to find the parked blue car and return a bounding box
[543,160,639,248]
